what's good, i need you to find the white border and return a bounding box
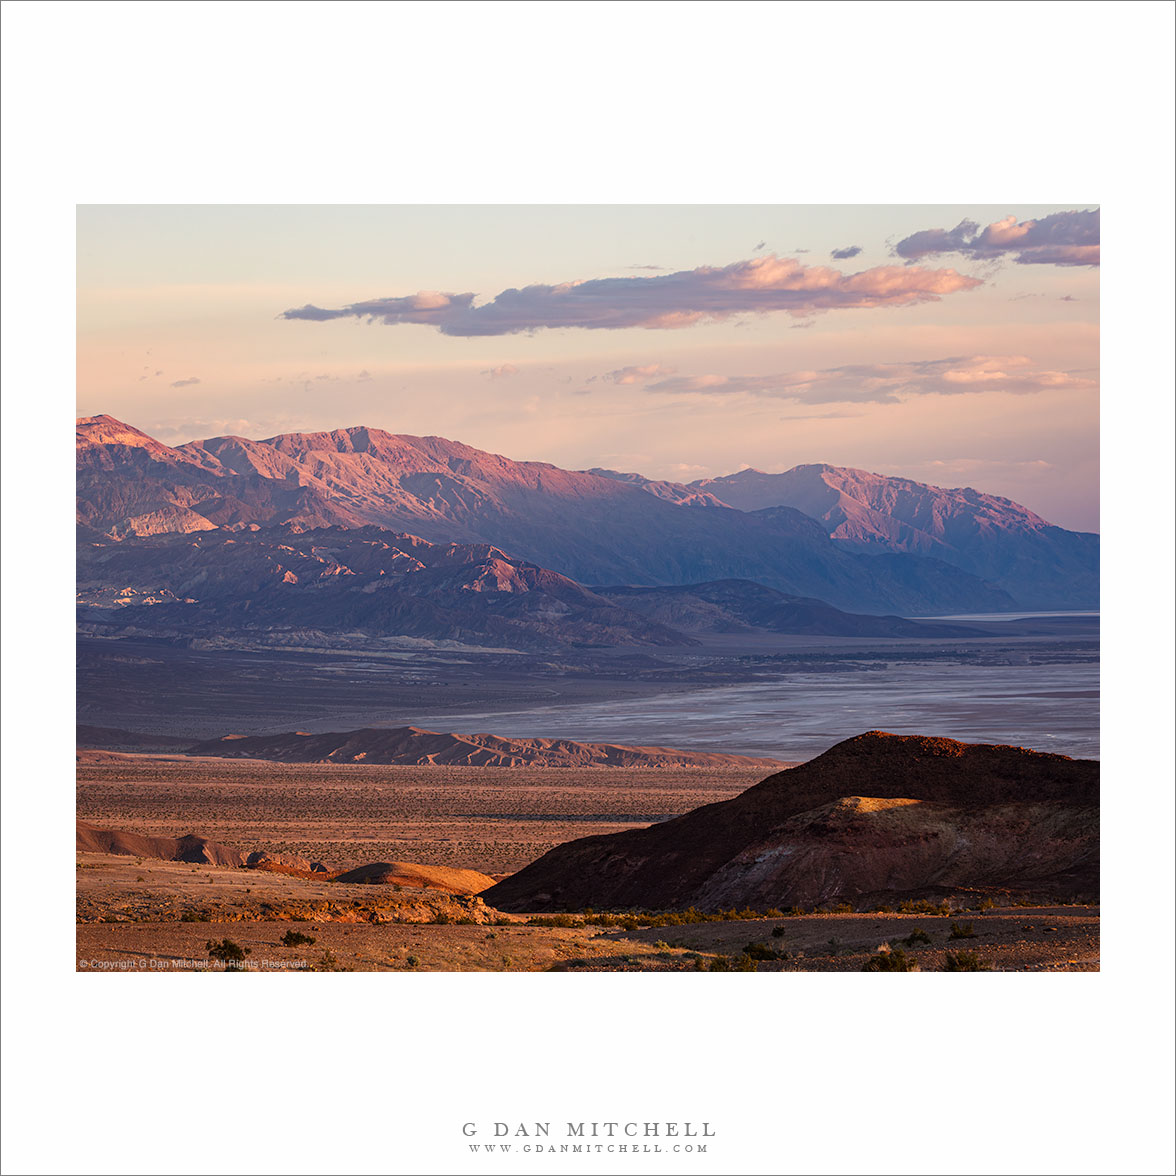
[3,3,1174,1174]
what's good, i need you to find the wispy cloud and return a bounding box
[644,355,1096,405]
[480,363,519,380]
[280,253,982,337]
[894,209,1099,267]
[169,377,201,388]
[831,245,862,260]
[595,363,677,385]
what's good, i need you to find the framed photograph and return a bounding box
[3,4,1173,1175]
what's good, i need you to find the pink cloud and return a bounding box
[895,209,1099,267]
[480,363,519,380]
[645,355,1096,404]
[599,363,677,385]
[281,253,983,336]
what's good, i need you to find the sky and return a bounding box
[77,204,1100,531]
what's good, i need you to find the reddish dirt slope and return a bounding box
[76,821,243,867]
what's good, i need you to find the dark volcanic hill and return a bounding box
[76,416,1016,615]
[689,464,1099,609]
[595,580,980,638]
[186,726,787,769]
[483,732,1100,911]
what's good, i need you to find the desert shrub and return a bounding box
[653,940,671,950]
[771,925,787,939]
[863,948,916,972]
[826,937,842,956]
[180,909,207,922]
[786,906,807,917]
[949,921,976,939]
[764,908,785,918]
[899,898,952,917]
[485,931,497,939]
[942,950,991,972]
[312,949,349,972]
[405,955,419,968]
[743,941,786,961]
[527,914,584,928]
[431,911,451,925]
[280,930,316,947]
[206,938,250,969]
[903,927,932,946]
[828,901,854,914]
[709,953,758,972]
[974,896,996,911]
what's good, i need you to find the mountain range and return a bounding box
[77,416,1097,643]
[78,524,986,650]
[686,464,1098,609]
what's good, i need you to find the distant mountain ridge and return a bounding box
[688,464,1098,608]
[78,525,983,651]
[77,526,690,651]
[185,726,787,770]
[77,414,1092,613]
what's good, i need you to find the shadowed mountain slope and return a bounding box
[77,526,690,651]
[483,732,1099,911]
[595,580,980,638]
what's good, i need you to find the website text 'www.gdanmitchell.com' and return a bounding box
[463,1122,713,1156]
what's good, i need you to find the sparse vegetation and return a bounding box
[949,921,976,939]
[405,954,419,968]
[771,926,787,939]
[526,913,583,928]
[898,898,952,917]
[942,950,991,971]
[709,952,758,972]
[863,948,916,972]
[280,929,317,947]
[312,949,349,972]
[206,938,250,969]
[743,941,786,961]
[903,927,933,946]
[529,906,786,931]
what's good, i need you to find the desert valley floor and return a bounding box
[77,741,1099,972]
[76,617,1099,973]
